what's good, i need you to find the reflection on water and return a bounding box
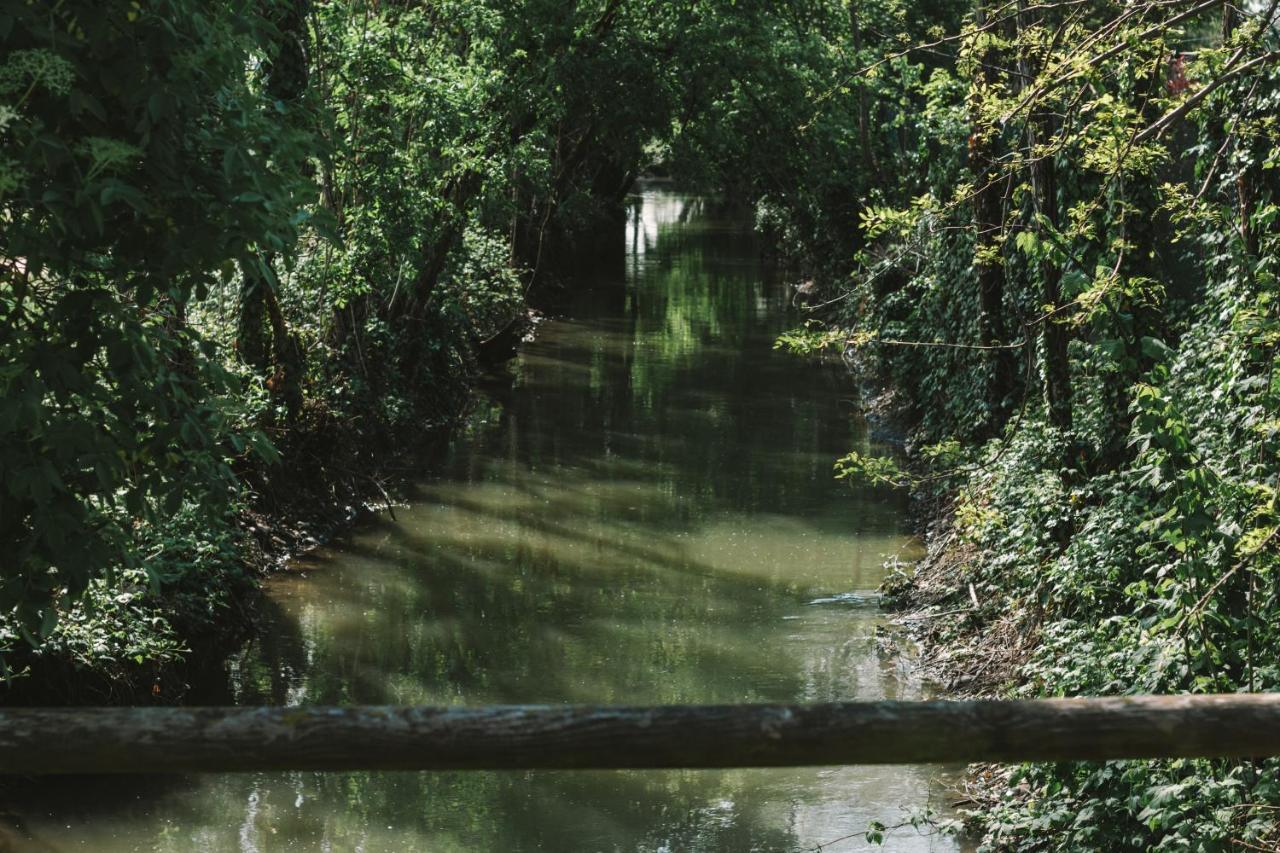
[10,190,961,851]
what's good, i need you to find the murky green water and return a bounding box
[12,190,961,852]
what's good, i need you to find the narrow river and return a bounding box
[16,189,961,852]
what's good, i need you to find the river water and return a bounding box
[13,189,961,852]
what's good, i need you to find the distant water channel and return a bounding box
[13,189,962,851]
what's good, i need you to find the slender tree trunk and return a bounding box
[262,276,304,419]
[969,0,1015,429]
[1097,49,1165,470]
[848,0,878,176]
[1030,121,1071,437]
[236,0,310,417]
[1014,0,1072,440]
[237,269,270,372]
[1223,3,1259,258]
[1008,0,1075,547]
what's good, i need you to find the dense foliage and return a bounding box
[768,1,1280,848]
[1,0,299,685]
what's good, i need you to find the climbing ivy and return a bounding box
[768,1,1280,847]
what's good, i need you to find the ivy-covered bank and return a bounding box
[769,3,1280,850]
[878,248,1280,848]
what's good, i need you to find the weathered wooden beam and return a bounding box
[2,695,1279,774]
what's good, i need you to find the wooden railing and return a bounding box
[2,695,1278,774]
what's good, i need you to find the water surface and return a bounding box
[13,190,960,852]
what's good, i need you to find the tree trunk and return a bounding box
[236,267,270,372]
[969,0,1015,429]
[262,277,305,420]
[1223,2,1259,258]
[1032,120,1072,438]
[848,0,878,176]
[238,0,311,417]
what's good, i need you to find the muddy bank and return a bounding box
[874,477,1044,829]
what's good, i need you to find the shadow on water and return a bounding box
[6,189,966,853]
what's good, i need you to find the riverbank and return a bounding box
[0,365,478,705]
[862,251,1280,847]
